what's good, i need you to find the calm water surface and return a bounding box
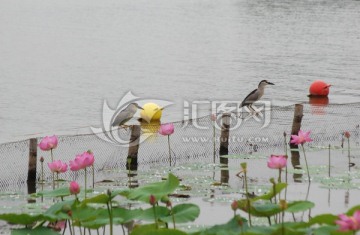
[1,0,360,143]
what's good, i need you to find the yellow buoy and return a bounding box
[140,103,162,122]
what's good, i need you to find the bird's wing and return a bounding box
[112,111,131,126]
[240,89,257,107]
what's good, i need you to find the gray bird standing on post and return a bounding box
[240,80,275,112]
[112,103,144,127]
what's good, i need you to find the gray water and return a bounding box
[1,0,360,144]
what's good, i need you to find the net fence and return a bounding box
[0,102,359,191]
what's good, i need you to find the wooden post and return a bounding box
[126,125,141,171]
[290,104,304,182]
[27,138,37,183]
[219,113,231,157]
[219,113,231,184]
[290,104,304,137]
[27,138,37,201]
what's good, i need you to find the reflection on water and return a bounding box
[309,96,329,115]
[1,0,360,143]
[1,142,360,233]
[220,156,230,184]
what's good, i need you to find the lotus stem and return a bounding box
[243,170,251,226]
[213,124,216,163]
[278,168,282,183]
[153,204,158,229]
[283,134,288,216]
[106,202,113,235]
[92,165,95,189]
[62,221,67,235]
[56,172,59,189]
[67,220,73,235]
[51,148,55,190]
[347,138,351,172]
[85,167,87,199]
[52,173,55,190]
[41,161,44,191]
[283,133,288,187]
[168,135,172,167]
[328,144,331,177]
[273,182,277,222]
[170,204,176,229]
[301,144,311,181]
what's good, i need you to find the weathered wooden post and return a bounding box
[126,125,141,188]
[27,138,37,183]
[126,125,141,171]
[219,113,231,157]
[219,113,231,184]
[27,138,37,200]
[290,104,304,182]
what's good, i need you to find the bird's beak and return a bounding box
[324,84,332,89]
[136,104,144,110]
[267,82,275,85]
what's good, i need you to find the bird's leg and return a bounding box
[239,105,253,119]
[249,105,257,115]
[250,104,263,117]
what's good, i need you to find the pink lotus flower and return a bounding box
[344,131,351,139]
[69,181,80,195]
[69,151,95,171]
[231,200,238,211]
[38,135,58,151]
[290,130,313,145]
[336,210,360,232]
[49,220,66,232]
[54,220,66,231]
[82,151,95,167]
[149,194,157,205]
[159,123,174,136]
[69,157,82,171]
[47,160,68,173]
[267,155,287,169]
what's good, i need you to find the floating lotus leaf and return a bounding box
[11,227,59,235]
[161,203,200,223]
[131,224,188,235]
[285,201,315,213]
[0,213,43,225]
[320,177,360,189]
[191,215,248,235]
[202,196,238,203]
[31,187,70,198]
[309,213,338,226]
[126,173,179,203]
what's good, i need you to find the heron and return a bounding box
[112,103,144,127]
[240,80,275,113]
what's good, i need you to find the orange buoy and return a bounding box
[309,80,331,96]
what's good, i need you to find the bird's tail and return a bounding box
[239,101,247,108]
[111,120,120,127]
